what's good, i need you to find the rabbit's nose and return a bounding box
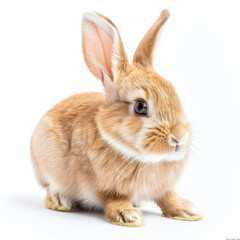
[168,134,179,146]
[171,136,179,144]
[168,134,187,146]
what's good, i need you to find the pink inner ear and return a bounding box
[83,20,114,81]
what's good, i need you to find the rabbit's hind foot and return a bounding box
[45,192,75,212]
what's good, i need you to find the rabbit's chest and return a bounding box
[127,163,180,201]
[130,172,165,201]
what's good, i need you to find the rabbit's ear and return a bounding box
[82,12,130,84]
[132,10,170,69]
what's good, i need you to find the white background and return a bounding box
[0,0,240,239]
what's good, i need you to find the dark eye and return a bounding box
[134,100,148,116]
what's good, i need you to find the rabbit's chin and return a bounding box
[123,148,186,163]
[100,133,186,163]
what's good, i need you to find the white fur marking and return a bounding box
[78,188,102,210]
[99,129,185,163]
[42,171,61,193]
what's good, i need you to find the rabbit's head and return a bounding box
[82,10,191,163]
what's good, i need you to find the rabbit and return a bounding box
[31,9,202,227]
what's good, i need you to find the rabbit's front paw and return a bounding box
[162,209,203,221]
[107,208,144,227]
[157,191,203,221]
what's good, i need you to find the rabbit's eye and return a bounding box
[134,100,148,116]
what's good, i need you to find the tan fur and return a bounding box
[156,191,203,221]
[133,9,170,68]
[45,194,74,212]
[99,193,144,227]
[31,10,202,227]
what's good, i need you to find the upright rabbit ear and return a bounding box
[82,12,130,84]
[132,9,170,69]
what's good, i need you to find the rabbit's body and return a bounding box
[31,92,184,209]
[32,93,104,209]
[31,10,202,227]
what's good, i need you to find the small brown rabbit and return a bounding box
[31,9,202,227]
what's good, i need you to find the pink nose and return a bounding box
[171,136,179,144]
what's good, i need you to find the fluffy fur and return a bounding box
[31,9,202,227]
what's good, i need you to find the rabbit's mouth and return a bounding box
[138,149,186,162]
[161,149,186,161]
